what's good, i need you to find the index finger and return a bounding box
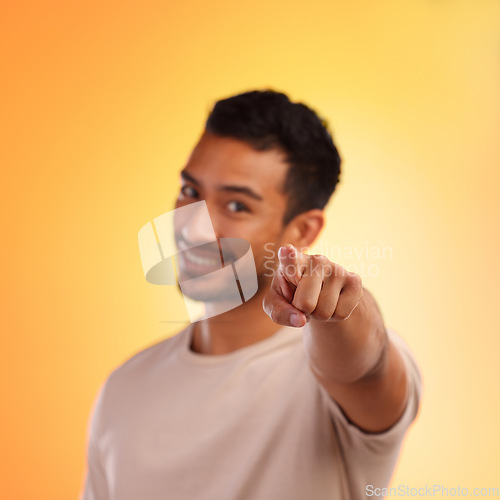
[278,244,309,286]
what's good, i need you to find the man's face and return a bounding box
[174,132,290,302]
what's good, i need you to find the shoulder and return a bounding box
[96,327,189,409]
[113,327,188,380]
[87,327,190,441]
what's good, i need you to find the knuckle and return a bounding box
[332,263,346,278]
[350,272,362,288]
[293,297,316,315]
[333,310,349,321]
[312,254,329,266]
[322,265,335,279]
[312,309,332,321]
[307,256,331,278]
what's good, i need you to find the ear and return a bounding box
[281,209,325,250]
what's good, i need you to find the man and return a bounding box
[81,90,421,500]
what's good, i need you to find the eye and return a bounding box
[227,200,249,213]
[179,185,198,199]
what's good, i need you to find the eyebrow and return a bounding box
[180,170,264,201]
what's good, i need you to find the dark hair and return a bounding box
[205,90,341,225]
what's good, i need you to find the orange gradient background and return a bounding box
[2,1,499,498]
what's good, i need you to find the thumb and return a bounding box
[263,285,308,328]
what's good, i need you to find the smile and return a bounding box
[182,250,220,267]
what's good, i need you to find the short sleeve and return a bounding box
[318,328,422,492]
[80,384,110,500]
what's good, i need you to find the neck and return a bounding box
[190,289,283,355]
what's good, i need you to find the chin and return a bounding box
[178,282,242,303]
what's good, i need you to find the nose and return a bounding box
[180,201,218,246]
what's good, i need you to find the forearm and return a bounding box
[303,288,389,384]
[265,248,410,431]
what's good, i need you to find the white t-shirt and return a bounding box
[81,325,421,500]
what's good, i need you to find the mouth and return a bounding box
[175,239,226,279]
[182,248,221,267]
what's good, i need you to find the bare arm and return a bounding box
[263,245,408,433]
